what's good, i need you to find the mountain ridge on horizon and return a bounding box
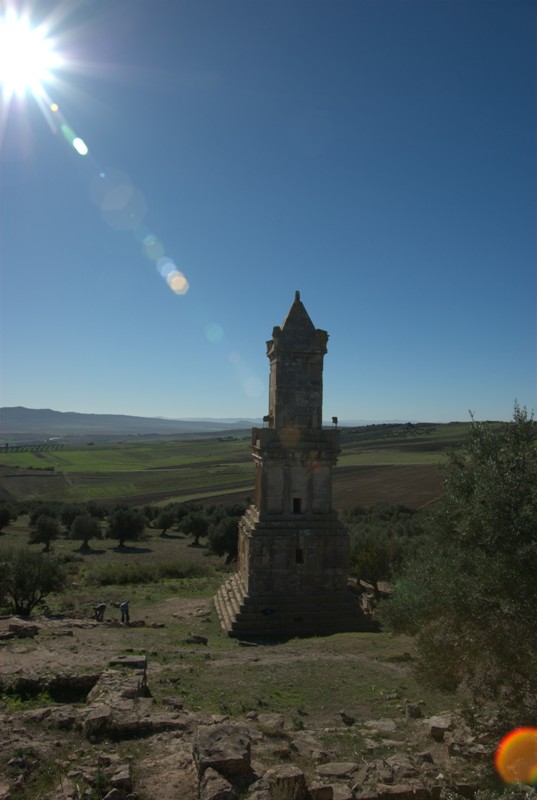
[0,406,416,439]
[0,406,257,438]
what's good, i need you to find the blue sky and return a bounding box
[0,0,535,423]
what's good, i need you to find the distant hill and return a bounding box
[0,407,257,441]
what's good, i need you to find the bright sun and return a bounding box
[0,10,62,99]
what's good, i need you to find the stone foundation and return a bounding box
[215,572,376,637]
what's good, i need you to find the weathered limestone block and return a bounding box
[263,765,308,800]
[309,781,334,800]
[316,762,359,780]
[82,704,113,737]
[243,775,271,799]
[428,716,452,742]
[114,712,187,738]
[86,668,146,704]
[8,619,40,638]
[363,719,397,735]
[369,762,394,785]
[200,767,237,800]
[109,654,147,671]
[256,713,284,736]
[193,724,252,779]
[330,784,354,800]
[45,705,77,730]
[290,733,329,762]
[110,764,132,791]
[384,754,419,780]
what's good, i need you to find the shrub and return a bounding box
[381,405,537,722]
[88,559,213,586]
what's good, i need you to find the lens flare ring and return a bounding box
[495,727,537,785]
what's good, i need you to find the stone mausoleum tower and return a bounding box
[215,292,373,636]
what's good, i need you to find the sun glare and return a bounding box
[0,10,62,98]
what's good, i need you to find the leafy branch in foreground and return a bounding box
[382,403,537,722]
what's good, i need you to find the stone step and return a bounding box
[214,574,251,630]
[214,574,377,637]
[218,577,363,620]
[217,575,245,615]
[213,590,233,632]
[228,611,373,637]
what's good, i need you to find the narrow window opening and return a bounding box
[295,548,304,564]
[293,497,302,514]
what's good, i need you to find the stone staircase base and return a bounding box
[214,573,377,638]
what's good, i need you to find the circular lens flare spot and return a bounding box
[495,728,537,785]
[244,377,264,398]
[167,271,189,295]
[205,323,224,344]
[144,235,165,261]
[156,257,176,279]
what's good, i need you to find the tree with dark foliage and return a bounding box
[382,404,537,722]
[107,507,146,547]
[179,512,209,546]
[29,514,60,552]
[208,515,240,563]
[70,514,101,550]
[0,548,66,616]
[0,504,15,534]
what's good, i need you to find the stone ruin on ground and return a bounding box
[0,622,498,800]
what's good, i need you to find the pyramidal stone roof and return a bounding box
[275,290,328,353]
[280,290,316,335]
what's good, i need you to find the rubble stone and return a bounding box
[193,724,252,779]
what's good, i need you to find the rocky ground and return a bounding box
[0,602,508,800]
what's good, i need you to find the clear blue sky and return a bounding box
[1,0,535,423]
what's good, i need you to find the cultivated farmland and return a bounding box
[0,422,471,508]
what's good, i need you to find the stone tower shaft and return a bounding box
[214,292,375,636]
[266,290,328,431]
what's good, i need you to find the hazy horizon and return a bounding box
[0,404,506,426]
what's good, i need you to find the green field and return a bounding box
[0,436,251,472]
[0,422,475,507]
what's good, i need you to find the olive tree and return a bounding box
[179,512,209,546]
[29,514,60,552]
[0,547,66,616]
[207,515,240,563]
[107,507,146,547]
[70,514,101,550]
[155,509,176,536]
